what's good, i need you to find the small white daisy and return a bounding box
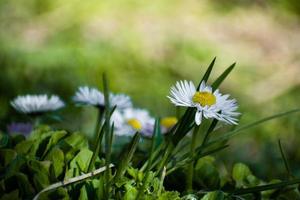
[111,108,155,137]
[167,80,239,125]
[73,86,132,109]
[11,95,65,114]
[161,116,178,134]
[109,93,133,110]
[73,86,104,107]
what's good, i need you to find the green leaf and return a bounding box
[158,191,181,200]
[123,183,138,200]
[208,108,300,147]
[38,188,70,200]
[211,62,235,91]
[79,184,89,200]
[4,173,35,198]
[27,160,51,191]
[197,57,216,89]
[15,140,34,155]
[44,147,65,178]
[62,133,88,162]
[0,149,17,167]
[201,191,225,200]
[0,134,9,149]
[0,189,20,200]
[194,156,220,189]
[42,130,67,158]
[232,163,252,188]
[65,148,93,178]
[114,132,140,182]
[232,178,300,195]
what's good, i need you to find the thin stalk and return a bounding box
[156,143,174,175]
[136,119,159,199]
[231,178,300,195]
[278,139,293,179]
[186,126,200,192]
[140,142,164,172]
[33,164,114,200]
[94,107,104,137]
[88,125,105,172]
[201,119,218,147]
[103,73,112,200]
[158,166,167,196]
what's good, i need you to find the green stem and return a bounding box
[94,107,104,137]
[156,143,174,175]
[88,108,105,172]
[186,126,200,192]
[278,139,293,179]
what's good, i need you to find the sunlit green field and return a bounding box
[1,0,300,185]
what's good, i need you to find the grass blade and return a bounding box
[278,139,293,179]
[232,178,300,195]
[103,73,113,199]
[114,132,140,182]
[211,62,236,91]
[137,119,160,199]
[88,125,105,172]
[197,57,216,89]
[207,108,300,146]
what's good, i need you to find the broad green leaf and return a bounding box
[0,149,17,167]
[232,163,252,188]
[4,173,35,198]
[65,148,93,178]
[194,156,220,189]
[15,140,34,155]
[123,183,137,200]
[79,184,89,200]
[38,187,70,200]
[11,135,26,146]
[158,191,181,200]
[42,130,67,158]
[201,191,225,200]
[44,147,65,178]
[27,160,51,191]
[0,134,9,149]
[5,155,27,177]
[62,133,88,162]
[0,189,20,200]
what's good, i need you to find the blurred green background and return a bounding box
[0,0,299,178]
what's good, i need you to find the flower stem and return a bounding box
[186,125,200,192]
[94,107,104,138]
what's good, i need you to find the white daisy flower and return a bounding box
[109,93,133,110]
[73,86,132,109]
[161,116,178,134]
[167,80,239,125]
[11,95,65,114]
[111,108,155,137]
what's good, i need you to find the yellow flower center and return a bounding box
[161,117,178,129]
[192,92,216,106]
[127,118,142,130]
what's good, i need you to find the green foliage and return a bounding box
[1,59,300,200]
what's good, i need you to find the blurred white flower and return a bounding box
[11,95,65,114]
[161,116,178,134]
[111,108,155,137]
[73,86,132,109]
[168,80,239,125]
[73,86,104,107]
[109,93,132,110]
